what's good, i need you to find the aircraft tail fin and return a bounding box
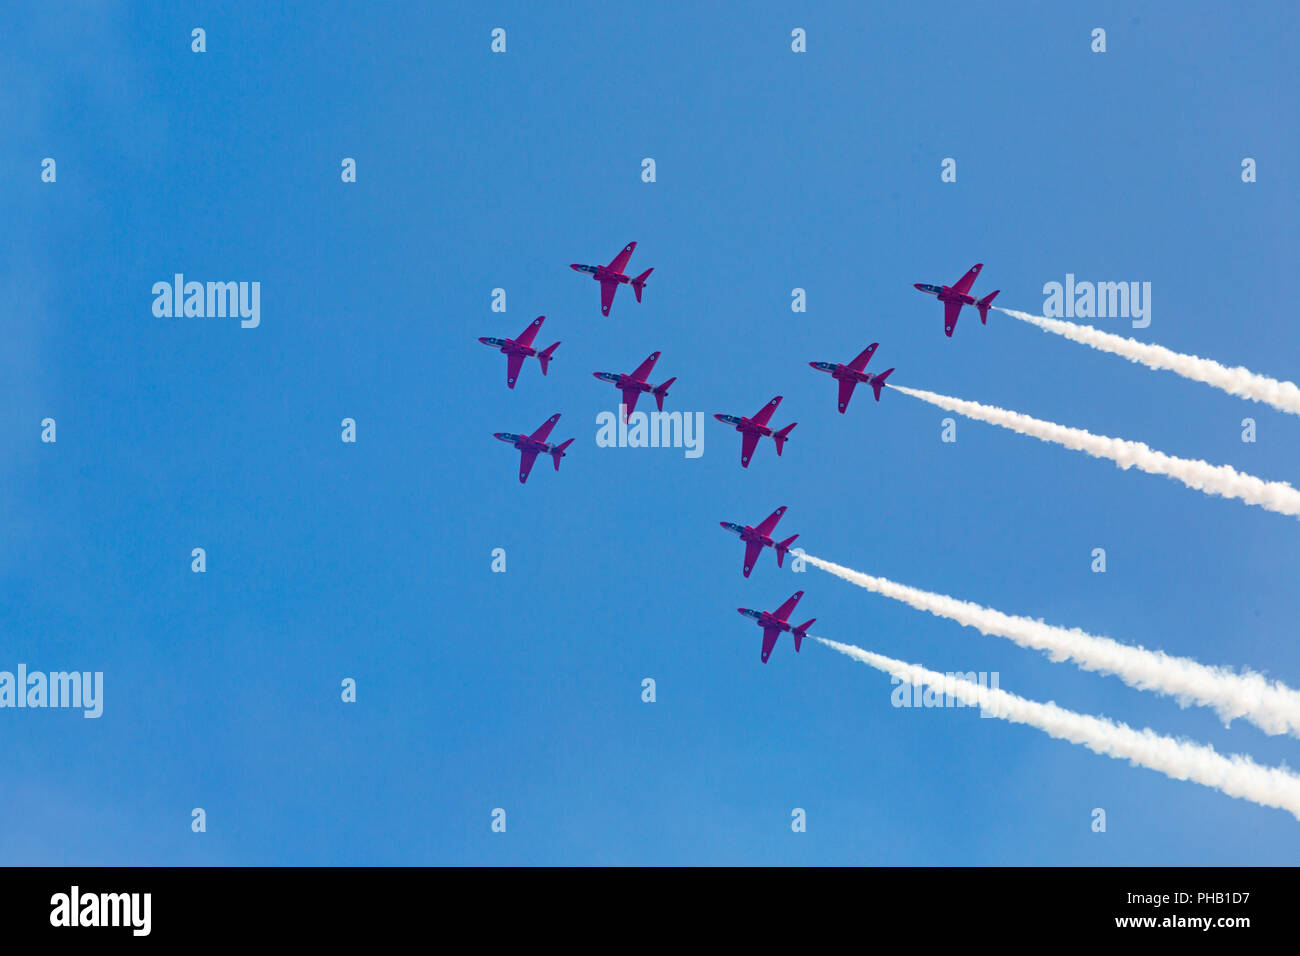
[775,534,799,567]
[653,376,676,411]
[631,268,654,302]
[977,290,999,324]
[551,438,573,471]
[773,422,797,456]
[871,368,894,401]
[538,342,561,375]
[792,619,815,651]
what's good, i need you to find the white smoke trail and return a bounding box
[888,383,1300,518]
[816,637,1300,821]
[802,552,1300,737]
[997,306,1300,417]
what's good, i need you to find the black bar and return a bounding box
[1,867,1290,942]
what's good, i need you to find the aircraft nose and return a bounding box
[913,283,925,291]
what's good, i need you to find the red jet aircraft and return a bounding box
[593,351,677,422]
[720,505,799,578]
[914,263,1000,337]
[570,241,654,316]
[714,396,796,468]
[809,342,895,413]
[493,413,574,484]
[737,590,816,663]
[478,315,561,389]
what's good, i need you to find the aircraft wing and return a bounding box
[600,279,618,316]
[755,505,786,537]
[943,299,962,337]
[838,377,858,413]
[760,627,781,663]
[629,351,660,382]
[515,316,544,348]
[506,352,525,389]
[740,429,760,468]
[518,449,539,484]
[606,241,637,274]
[848,343,878,372]
[951,263,982,296]
[742,539,764,577]
[620,388,641,420]
[751,396,783,428]
[773,590,804,622]
[529,413,561,443]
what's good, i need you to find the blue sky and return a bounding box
[3,1,1298,864]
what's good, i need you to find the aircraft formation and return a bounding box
[483,241,657,483]
[478,247,997,660]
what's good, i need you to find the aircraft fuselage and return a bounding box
[595,371,652,393]
[570,263,629,285]
[493,432,558,455]
[479,335,538,358]
[738,608,792,632]
[913,282,976,307]
[714,414,773,438]
[810,361,882,386]
[722,521,775,550]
